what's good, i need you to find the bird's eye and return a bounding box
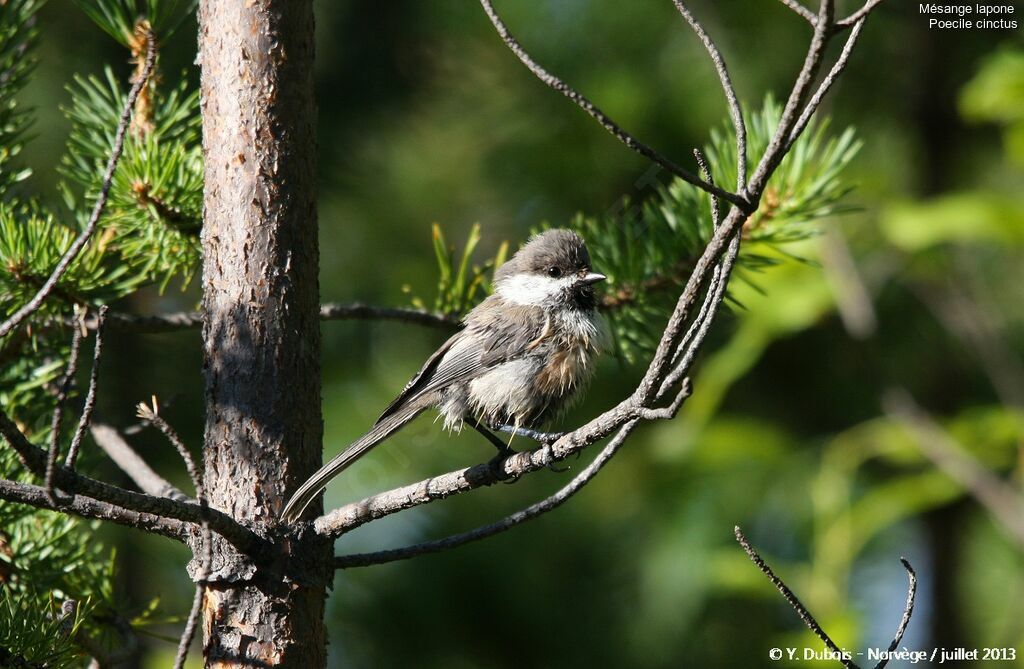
[547,266,562,278]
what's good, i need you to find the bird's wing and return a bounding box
[375,300,548,425]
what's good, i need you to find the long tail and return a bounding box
[282,404,424,522]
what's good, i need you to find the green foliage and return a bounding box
[959,47,1024,166]
[0,0,42,199]
[60,69,203,289]
[69,0,196,47]
[409,223,508,315]
[0,0,200,663]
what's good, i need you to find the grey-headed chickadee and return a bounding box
[283,229,606,521]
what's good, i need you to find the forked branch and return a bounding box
[735,527,916,669]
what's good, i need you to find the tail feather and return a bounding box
[282,404,424,522]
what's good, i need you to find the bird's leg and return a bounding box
[468,418,517,481]
[491,423,571,473]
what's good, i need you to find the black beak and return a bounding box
[579,272,607,285]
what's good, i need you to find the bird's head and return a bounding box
[494,229,606,311]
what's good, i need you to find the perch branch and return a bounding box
[65,306,108,469]
[335,419,641,568]
[477,0,752,212]
[0,27,156,340]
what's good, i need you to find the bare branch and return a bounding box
[133,400,211,669]
[46,314,85,502]
[671,2,747,190]
[66,306,108,469]
[89,423,188,500]
[884,390,1024,546]
[0,27,156,340]
[477,0,753,213]
[746,0,834,196]
[873,559,917,669]
[335,419,640,569]
[838,0,884,28]
[735,526,917,669]
[72,302,459,334]
[132,399,211,669]
[0,407,264,552]
[735,526,856,668]
[786,18,867,150]
[778,0,818,24]
[0,478,187,541]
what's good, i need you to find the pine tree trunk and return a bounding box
[197,0,328,665]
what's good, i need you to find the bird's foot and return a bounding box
[492,424,566,444]
[487,448,519,483]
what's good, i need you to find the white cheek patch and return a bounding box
[497,273,576,306]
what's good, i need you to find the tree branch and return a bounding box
[335,419,641,568]
[477,0,753,213]
[134,401,211,669]
[735,526,917,669]
[670,2,747,191]
[89,423,189,500]
[786,18,867,150]
[778,0,817,25]
[71,302,459,334]
[315,398,662,539]
[65,306,108,469]
[0,478,187,541]
[0,27,156,340]
[45,314,85,502]
[837,0,884,29]
[0,407,264,552]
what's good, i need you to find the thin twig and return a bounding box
[335,420,641,568]
[89,423,189,500]
[671,2,746,191]
[735,526,856,668]
[872,559,917,669]
[65,306,108,469]
[0,27,157,340]
[135,400,211,669]
[477,0,752,213]
[45,313,85,503]
[838,0,884,28]
[778,0,818,24]
[786,18,866,150]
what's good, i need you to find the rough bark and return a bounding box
[197,0,328,666]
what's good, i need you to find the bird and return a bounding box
[282,228,606,522]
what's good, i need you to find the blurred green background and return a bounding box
[17,0,1024,666]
